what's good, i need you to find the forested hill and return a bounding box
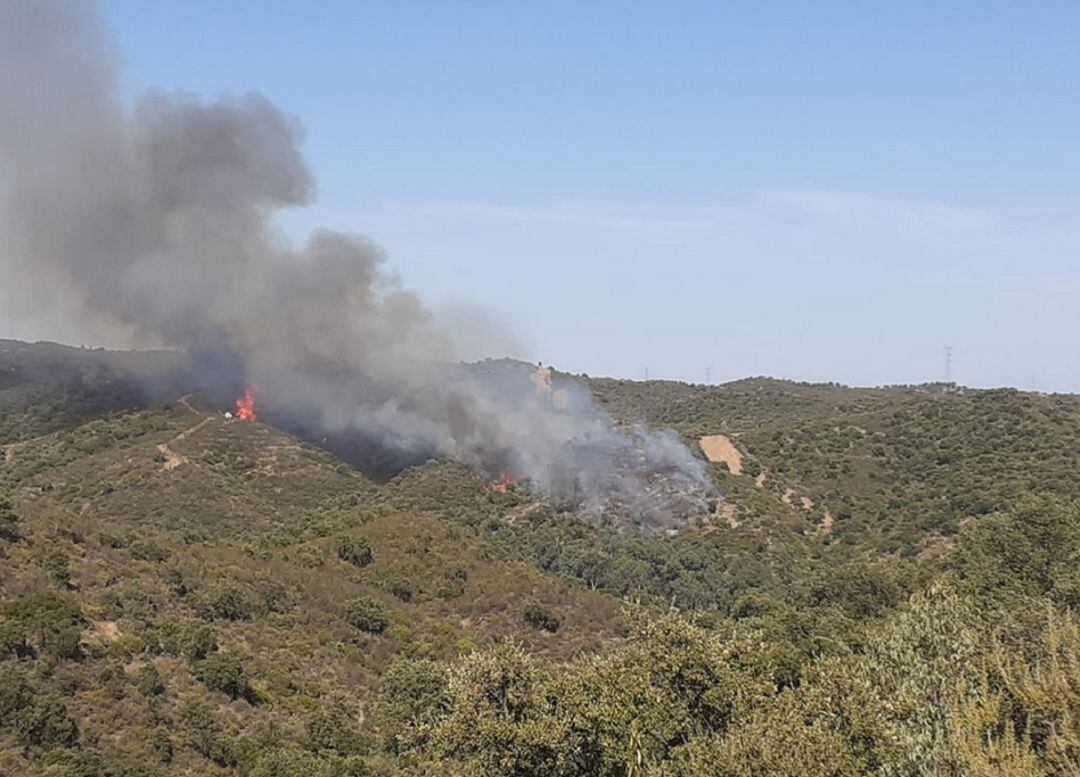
[2,341,1079,775]
[590,375,1080,554]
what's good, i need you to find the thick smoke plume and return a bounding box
[0,1,713,533]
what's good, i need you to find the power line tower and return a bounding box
[944,345,953,384]
[705,366,712,384]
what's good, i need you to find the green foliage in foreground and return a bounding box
[400,580,1080,775]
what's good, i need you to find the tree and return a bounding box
[953,496,1080,608]
[180,623,218,661]
[0,665,33,726]
[42,546,71,587]
[306,696,368,756]
[0,492,20,541]
[523,604,561,633]
[378,657,450,752]
[384,575,415,603]
[336,536,373,567]
[137,663,165,697]
[429,640,569,775]
[181,703,241,768]
[344,597,389,635]
[197,653,252,702]
[195,582,253,621]
[250,747,367,777]
[857,583,984,775]
[2,591,84,660]
[951,610,1080,775]
[15,695,80,748]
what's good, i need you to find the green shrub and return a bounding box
[137,663,165,696]
[196,653,253,702]
[36,749,159,777]
[255,580,289,614]
[2,591,84,660]
[436,568,468,599]
[143,620,217,661]
[14,695,80,748]
[181,703,241,768]
[384,576,415,603]
[195,582,254,621]
[130,540,169,563]
[295,545,324,568]
[345,597,389,635]
[305,697,369,756]
[97,532,130,549]
[336,536,373,567]
[151,725,173,763]
[0,493,20,541]
[99,664,127,700]
[523,603,561,633]
[379,657,450,751]
[41,546,71,586]
[0,665,32,725]
[180,623,218,661]
[250,747,368,777]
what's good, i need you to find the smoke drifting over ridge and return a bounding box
[0,1,713,532]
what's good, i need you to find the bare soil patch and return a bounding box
[699,435,743,475]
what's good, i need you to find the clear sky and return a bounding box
[98,1,1080,391]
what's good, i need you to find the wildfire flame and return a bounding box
[531,362,570,410]
[492,469,516,493]
[235,386,258,422]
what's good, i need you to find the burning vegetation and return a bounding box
[0,2,717,536]
[235,387,258,422]
[491,469,516,493]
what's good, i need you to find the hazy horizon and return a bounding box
[2,335,1065,397]
[3,1,1078,392]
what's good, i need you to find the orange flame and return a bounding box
[492,469,516,493]
[236,386,258,422]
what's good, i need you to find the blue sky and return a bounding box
[100,1,1080,390]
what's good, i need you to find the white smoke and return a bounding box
[0,0,714,532]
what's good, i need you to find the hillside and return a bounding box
[2,342,1080,775]
[592,375,1080,553]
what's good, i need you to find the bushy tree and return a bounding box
[378,657,450,752]
[857,583,984,776]
[195,582,254,621]
[662,657,896,776]
[35,749,158,777]
[197,653,253,702]
[336,536,373,567]
[250,747,368,777]
[426,614,776,775]
[384,575,415,603]
[306,696,368,756]
[522,604,561,633]
[41,546,71,587]
[429,640,568,775]
[137,663,165,697]
[181,703,242,768]
[952,496,1080,608]
[13,694,80,748]
[0,492,20,541]
[181,623,219,661]
[951,610,1080,774]
[344,597,389,635]
[1,591,84,660]
[0,665,33,726]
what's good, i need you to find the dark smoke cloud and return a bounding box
[0,1,714,532]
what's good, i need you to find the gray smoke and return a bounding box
[0,1,713,533]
